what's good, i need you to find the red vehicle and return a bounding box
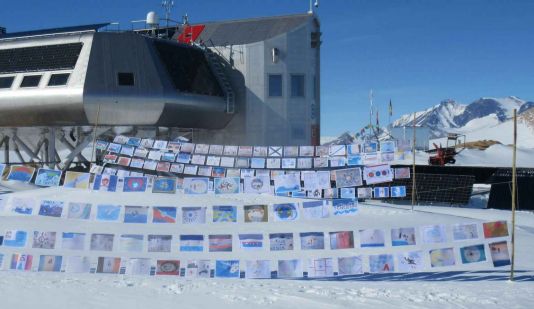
[428,133,466,166]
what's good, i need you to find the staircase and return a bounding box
[202,47,235,114]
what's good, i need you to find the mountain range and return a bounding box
[323,96,534,147]
[392,96,533,138]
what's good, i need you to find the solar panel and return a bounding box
[0,42,83,74]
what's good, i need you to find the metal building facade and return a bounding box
[174,13,321,146]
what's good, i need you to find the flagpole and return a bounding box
[376,109,379,139]
[369,89,373,140]
[388,99,393,132]
[411,112,416,211]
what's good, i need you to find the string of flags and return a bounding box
[4,197,360,223]
[0,161,411,199]
[0,218,512,277]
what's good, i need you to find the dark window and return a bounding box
[0,76,14,89]
[47,73,70,86]
[20,75,41,88]
[291,74,305,97]
[118,72,135,86]
[311,31,321,48]
[0,43,83,74]
[269,74,282,97]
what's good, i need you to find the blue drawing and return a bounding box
[215,260,240,278]
[96,205,121,221]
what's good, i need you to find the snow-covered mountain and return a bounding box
[392,96,533,138]
[392,99,466,136]
[322,131,355,145]
[323,96,534,148]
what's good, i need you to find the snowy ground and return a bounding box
[431,112,534,148]
[389,144,534,168]
[0,189,533,308]
[0,270,532,309]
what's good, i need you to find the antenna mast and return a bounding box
[368,89,374,141]
[162,0,174,37]
[308,0,319,14]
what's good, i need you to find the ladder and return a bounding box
[202,47,235,114]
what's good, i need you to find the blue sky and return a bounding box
[2,0,533,136]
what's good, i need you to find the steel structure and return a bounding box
[0,13,321,168]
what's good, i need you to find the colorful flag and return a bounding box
[180,235,204,252]
[153,207,177,223]
[239,234,264,250]
[122,177,148,192]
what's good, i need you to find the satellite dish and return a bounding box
[146,11,159,28]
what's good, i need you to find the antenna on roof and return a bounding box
[162,0,174,23]
[162,0,174,37]
[308,0,319,14]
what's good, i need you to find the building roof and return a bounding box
[175,13,312,46]
[0,23,110,40]
[0,13,314,45]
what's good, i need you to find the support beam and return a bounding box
[12,134,42,162]
[59,133,91,170]
[59,127,110,170]
[43,139,49,167]
[33,135,46,160]
[48,128,56,169]
[0,136,8,163]
[12,142,24,163]
[3,136,9,164]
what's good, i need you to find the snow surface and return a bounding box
[0,188,533,309]
[389,144,534,168]
[430,114,534,149]
[458,114,501,132]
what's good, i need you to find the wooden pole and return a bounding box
[90,103,102,165]
[411,112,416,211]
[510,108,517,281]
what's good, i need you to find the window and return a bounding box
[20,75,41,88]
[311,31,321,48]
[47,73,70,86]
[117,72,135,86]
[291,74,305,97]
[0,76,14,89]
[268,74,282,97]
